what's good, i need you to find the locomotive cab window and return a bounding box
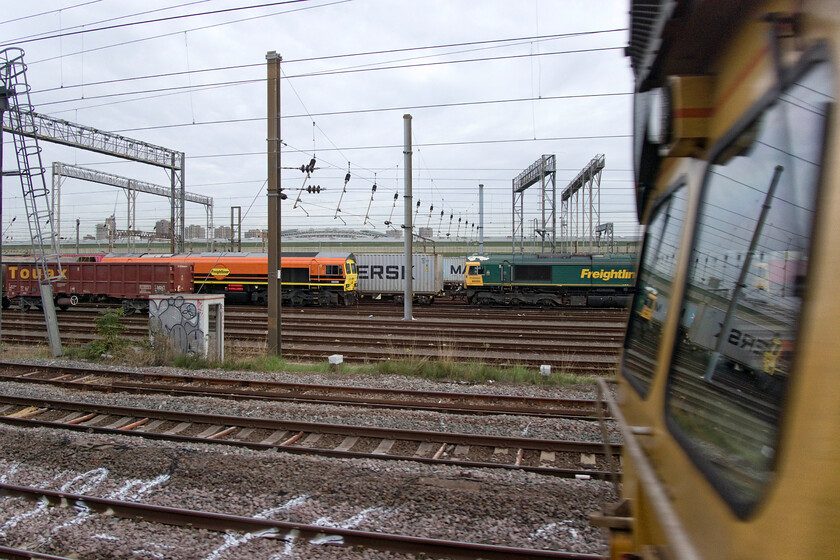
[622,182,689,396]
[325,265,342,276]
[665,58,832,517]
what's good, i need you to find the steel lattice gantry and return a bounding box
[51,162,213,252]
[1,47,65,355]
[2,110,187,252]
[512,154,556,254]
[561,154,605,254]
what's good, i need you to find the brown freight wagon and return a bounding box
[2,261,194,313]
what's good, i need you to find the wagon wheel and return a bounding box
[290,292,304,307]
[538,298,554,308]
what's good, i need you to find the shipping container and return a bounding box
[356,253,443,301]
[442,256,466,289]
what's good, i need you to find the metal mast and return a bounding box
[512,155,556,254]
[51,162,214,251]
[266,51,283,356]
[0,48,62,355]
[561,154,605,253]
[2,99,187,252]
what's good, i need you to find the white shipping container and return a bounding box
[442,256,466,287]
[356,253,443,296]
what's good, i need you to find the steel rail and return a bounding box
[0,482,605,560]
[0,334,620,369]
[0,397,619,478]
[0,394,615,454]
[2,311,628,336]
[0,321,624,349]
[0,362,607,419]
[0,546,77,560]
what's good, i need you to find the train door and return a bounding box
[500,260,512,291]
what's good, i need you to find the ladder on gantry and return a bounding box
[0,47,64,356]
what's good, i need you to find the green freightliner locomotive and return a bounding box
[464,253,637,307]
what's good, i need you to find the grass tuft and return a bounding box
[1,340,602,388]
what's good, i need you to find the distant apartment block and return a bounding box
[155,219,171,236]
[185,224,206,239]
[214,226,232,239]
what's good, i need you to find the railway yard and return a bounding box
[2,304,627,370]
[0,304,625,559]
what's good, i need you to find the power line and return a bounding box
[1,0,317,47]
[0,0,104,26]
[31,29,625,95]
[3,1,212,42]
[36,46,625,109]
[185,133,631,160]
[27,0,351,66]
[105,92,631,134]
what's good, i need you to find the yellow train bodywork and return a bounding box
[607,1,840,559]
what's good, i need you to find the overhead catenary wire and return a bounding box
[1,0,318,47]
[0,0,105,27]
[28,28,626,94]
[92,92,631,134]
[2,5,637,242]
[35,47,628,110]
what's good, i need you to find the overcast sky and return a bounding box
[1,0,637,247]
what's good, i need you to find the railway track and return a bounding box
[1,307,628,370]
[0,393,618,478]
[0,362,608,419]
[0,483,606,560]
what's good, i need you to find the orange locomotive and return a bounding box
[102,252,358,306]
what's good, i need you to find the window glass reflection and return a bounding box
[623,185,689,396]
[666,62,832,514]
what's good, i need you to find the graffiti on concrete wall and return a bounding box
[149,296,204,355]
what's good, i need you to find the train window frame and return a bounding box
[663,43,833,519]
[621,178,689,398]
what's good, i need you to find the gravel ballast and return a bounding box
[0,358,616,559]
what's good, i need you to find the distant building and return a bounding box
[96,216,116,240]
[154,219,171,236]
[418,227,433,238]
[214,226,232,239]
[386,229,402,238]
[185,224,206,239]
[244,229,266,239]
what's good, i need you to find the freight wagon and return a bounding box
[2,261,193,313]
[465,253,636,307]
[355,253,443,304]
